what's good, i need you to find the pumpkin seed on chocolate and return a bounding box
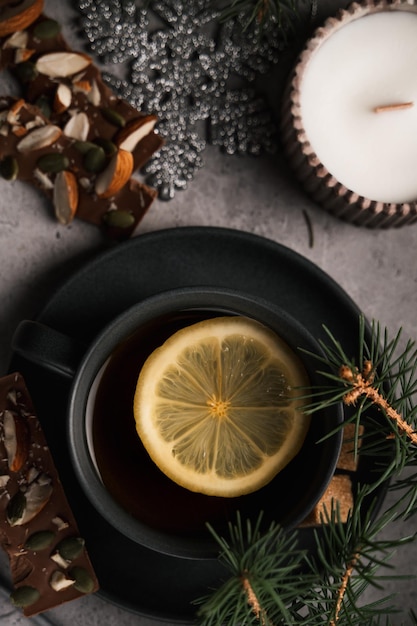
[56,536,85,561]
[101,107,126,128]
[25,530,55,551]
[34,95,52,119]
[73,140,96,154]
[14,61,38,83]
[0,155,18,181]
[69,566,96,594]
[103,209,135,229]
[94,137,118,157]
[37,153,70,173]
[33,19,61,40]
[10,585,40,608]
[83,145,106,173]
[6,490,26,525]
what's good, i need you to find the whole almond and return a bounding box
[115,115,158,152]
[53,171,79,224]
[0,0,44,37]
[17,124,62,152]
[95,149,133,198]
[36,51,92,78]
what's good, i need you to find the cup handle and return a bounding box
[12,320,87,379]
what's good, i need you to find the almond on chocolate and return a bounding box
[0,372,99,617]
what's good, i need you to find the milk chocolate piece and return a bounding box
[0,372,99,616]
[0,96,158,237]
[0,7,164,238]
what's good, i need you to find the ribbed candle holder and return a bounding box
[281,0,417,228]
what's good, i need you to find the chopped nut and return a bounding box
[95,149,133,198]
[52,516,69,531]
[14,48,35,64]
[25,115,46,130]
[0,475,10,488]
[50,551,70,570]
[2,31,29,50]
[53,170,79,225]
[3,409,29,472]
[17,124,62,152]
[53,83,72,114]
[36,51,92,78]
[73,79,91,95]
[49,571,75,592]
[33,168,54,190]
[6,98,25,125]
[116,115,158,152]
[11,124,27,137]
[87,79,101,106]
[63,111,89,141]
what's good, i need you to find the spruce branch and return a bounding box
[215,0,298,32]
[303,487,416,625]
[195,512,314,625]
[303,318,417,454]
[195,318,417,624]
[339,361,417,445]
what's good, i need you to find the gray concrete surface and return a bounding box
[0,0,416,624]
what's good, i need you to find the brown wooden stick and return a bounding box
[373,102,413,113]
[340,363,417,445]
[330,553,360,626]
[241,571,268,626]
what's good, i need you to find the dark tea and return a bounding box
[92,309,242,540]
[91,308,318,541]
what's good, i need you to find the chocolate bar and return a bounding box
[0,96,157,237]
[0,2,164,238]
[0,372,99,616]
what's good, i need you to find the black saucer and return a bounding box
[8,227,381,622]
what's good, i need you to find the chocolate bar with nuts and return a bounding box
[0,96,157,237]
[0,2,164,238]
[0,372,99,617]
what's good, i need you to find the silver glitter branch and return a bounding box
[77,0,286,199]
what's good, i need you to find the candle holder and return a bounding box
[281,0,417,228]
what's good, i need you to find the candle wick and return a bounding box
[373,102,414,113]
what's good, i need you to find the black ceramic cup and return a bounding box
[12,286,343,559]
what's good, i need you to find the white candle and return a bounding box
[299,9,417,204]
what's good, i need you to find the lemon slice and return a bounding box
[133,316,310,497]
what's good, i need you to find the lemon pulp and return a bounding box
[133,316,310,497]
